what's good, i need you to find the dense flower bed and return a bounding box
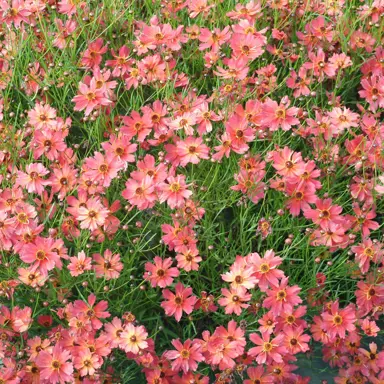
[0,0,384,383]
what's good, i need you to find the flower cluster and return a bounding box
[0,0,384,383]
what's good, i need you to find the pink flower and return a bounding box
[73,293,110,330]
[158,175,193,209]
[93,250,123,280]
[77,197,110,231]
[144,256,180,288]
[120,323,148,354]
[283,326,310,354]
[36,344,74,384]
[16,163,50,194]
[249,332,286,364]
[165,339,204,373]
[248,250,285,291]
[28,103,57,129]
[67,250,92,277]
[176,136,210,166]
[84,152,122,188]
[161,282,197,322]
[72,78,111,116]
[322,301,356,339]
[263,277,302,316]
[73,348,102,377]
[218,286,251,315]
[122,175,157,210]
[176,248,202,272]
[20,236,62,274]
[261,97,299,131]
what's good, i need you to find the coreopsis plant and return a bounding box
[0,0,384,383]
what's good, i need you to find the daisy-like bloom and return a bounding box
[67,250,92,277]
[101,134,137,165]
[35,344,73,384]
[28,103,57,129]
[360,318,380,337]
[221,260,258,290]
[227,0,262,21]
[144,256,179,288]
[32,129,67,161]
[188,0,214,18]
[165,339,204,373]
[225,115,255,155]
[72,78,112,116]
[158,175,193,209]
[249,332,286,364]
[195,291,217,313]
[359,76,384,111]
[270,147,305,177]
[10,306,33,332]
[49,164,77,201]
[121,111,152,142]
[358,343,382,374]
[77,197,110,231]
[27,336,52,362]
[168,112,197,135]
[351,238,383,274]
[19,236,62,274]
[247,250,285,291]
[0,210,14,251]
[263,277,302,316]
[244,366,274,384]
[120,323,148,354]
[83,152,122,188]
[355,281,384,316]
[122,175,157,210]
[218,286,251,316]
[103,317,124,348]
[161,282,197,322]
[303,198,344,230]
[16,163,50,194]
[258,312,277,335]
[231,33,265,61]
[93,250,123,280]
[176,136,210,166]
[198,26,231,52]
[261,97,299,131]
[303,48,337,81]
[73,293,110,330]
[18,266,47,288]
[74,348,102,377]
[0,0,31,27]
[328,107,359,131]
[283,326,310,354]
[176,248,202,272]
[322,301,356,339]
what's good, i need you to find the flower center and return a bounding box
[333,315,343,325]
[86,92,96,101]
[36,251,46,260]
[170,183,181,192]
[285,161,293,168]
[156,269,165,277]
[18,213,29,224]
[277,290,287,300]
